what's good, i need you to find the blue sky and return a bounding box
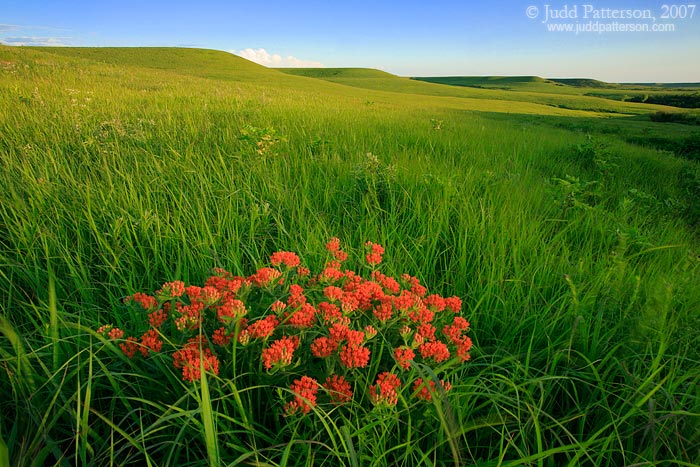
[1,0,699,82]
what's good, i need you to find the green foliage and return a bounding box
[551,175,601,212]
[430,118,443,131]
[572,137,619,176]
[343,153,397,215]
[650,111,700,125]
[239,125,286,157]
[631,92,700,109]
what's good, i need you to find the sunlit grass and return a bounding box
[1,45,699,466]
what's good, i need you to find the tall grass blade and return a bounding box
[199,359,219,466]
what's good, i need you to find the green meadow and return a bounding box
[1,46,700,466]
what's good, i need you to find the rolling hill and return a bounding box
[278,67,683,115]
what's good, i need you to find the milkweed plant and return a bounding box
[97,238,473,418]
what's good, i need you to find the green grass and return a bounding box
[279,67,692,116]
[1,45,700,466]
[413,75,700,110]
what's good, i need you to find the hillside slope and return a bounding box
[278,67,679,115]
[0,46,624,118]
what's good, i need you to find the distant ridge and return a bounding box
[277,68,396,79]
[412,76,552,87]
[622,82,700,89]
[413,75,700,90]
[548,78,615,88]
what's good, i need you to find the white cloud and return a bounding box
[1,36,70,46]
[233,48,324,68]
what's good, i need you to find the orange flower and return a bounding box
[346,281,383,311]
[108,327,125,340]
[415,323,437,342]
[392,290,417,312]
[287,284,307,308]
[408,307,435,324]
[216,296,247,323]
[401,274,427,297]
[323,286,344,302]
[139,329,162,356]
[262,336,299,370]
[204,274,244,294]
[456,336,473,362]
[329,323,364,346]
[443,316,470,343]
[369,372,401,406]
[364,325,377,340]
[339,294,359,313]
[423,294,446,312]
[339,343,370,368]
[310,336,338,358]
[286,303,316,328]
[247,315,279,339]
[394,346,415,370]
[200,286,222,305]
[319,266,345,283]
[156,281,186,299]
[120,337,139,358]
[285,376,318,415]
[148,309,168,328]
[173,337,220,382]
[365,241,384,265]
[270,251,301,268]
[97,324,125,340]
[445,296,462,313]
[270,300,287,315]
[324,375,353,405]
[126,292,158,312]
[372,299,393,322]
[325,237,348,261]
[212,327,233,346]
[418,341,450,363]
[248,267,283,287]
[413,378,452,401]
[185,285,202,300]
[371,271,401,294]
[318,302,349,326]
[174,301,205,331]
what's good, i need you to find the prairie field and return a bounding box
[1,45,700,466]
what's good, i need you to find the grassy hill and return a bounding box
[1,45,700,467]
[31,46,280,82]
[279,67,686,115]
[278,67,396,79]
[414,74,700,108]
[414,75,555,87]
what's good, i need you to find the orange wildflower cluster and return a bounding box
[365,241,385,265]
[173,337,220,382]
[127,292,158,312]
[326,237,348,262]
[413,378,452,401]
[284,376,319,415]
[369,372,402,406]
[324,374,353,405]
[139,329,163,356]
[394,346,415,370]
[261,335,300,370]
[156,280,186,299]
[270,251,301,268]
[98,238,473,420]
